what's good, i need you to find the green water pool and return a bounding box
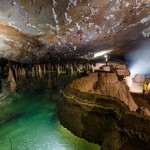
[0,89,100,150]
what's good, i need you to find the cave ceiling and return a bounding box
[0,0,149,62]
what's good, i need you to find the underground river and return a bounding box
[0,88,100,150]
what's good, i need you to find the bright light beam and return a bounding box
[93,49,113,58]
[126,40,150,77]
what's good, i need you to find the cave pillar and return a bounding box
[80,64,83,71]
[17,66,21,80]
[70,64,74,76]
[43,64,46,76]
[38,65,43,78]
[12,65,16,80]
[63,64,65,72]
[8,68,16,93]
[67,64,73,77]
[15,68,18,80]
[65,64,69,76]
[87,64,90,72]
[32,66,35,78]
[46,64,49,74]
[56,64,60,77]
[0,75,2,93]
[51,64,54,72]
[85,64,89,72]
[36,65,39,78]
[73,63,77,72]
[21,67,26,79]
[59,65,63,72]
[91,64,95,72]
[25,67,29,79]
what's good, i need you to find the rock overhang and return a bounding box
[0,0,149,62]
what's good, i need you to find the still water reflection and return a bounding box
[0,89,100,150]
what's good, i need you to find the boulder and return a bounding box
[134,74,145,83]
[101,65,111,71]
[69,73,98,92]
[136,107,150,116]
[115,64,127,69]
[116,69,130,76]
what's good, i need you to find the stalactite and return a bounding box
[52,0,57,7]
[8,68,16,93]
[32,66,35,78]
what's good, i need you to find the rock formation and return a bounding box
[92,72,138,111]
[134,74,145,83]
[8,68,17,93]
[136,107,150,116]
[0,0,149,62]
[59,72,150,150]
[70,72,138,111]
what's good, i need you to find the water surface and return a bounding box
[0,89,100,150]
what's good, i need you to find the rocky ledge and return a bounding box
[58,72,150,150]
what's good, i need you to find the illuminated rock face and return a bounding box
[0,0,149,62]
[92,72,138,111]
[70,72,138,111]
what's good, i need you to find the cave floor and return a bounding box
[0,89,100,150]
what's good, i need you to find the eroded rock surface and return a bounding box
[92,72,138,111]
[59,72,150,150]
[70,72,138,111]
[0,0,149,62]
